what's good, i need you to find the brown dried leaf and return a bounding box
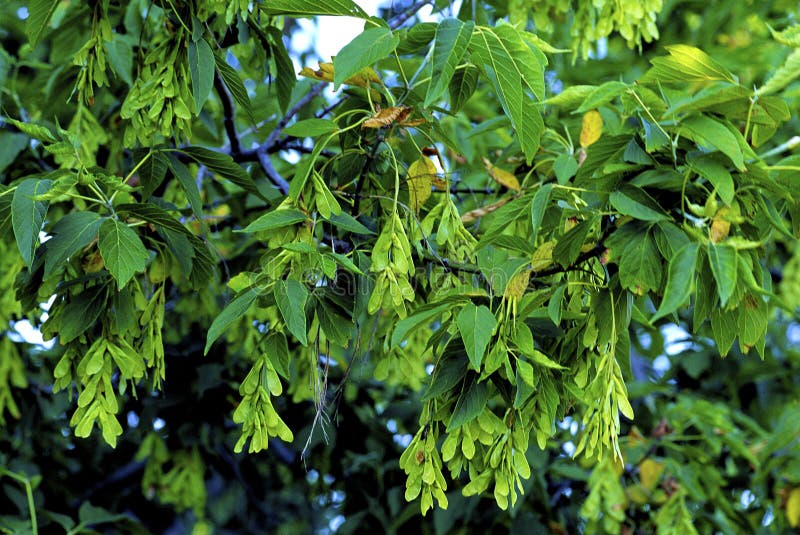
[362,106,412,129]
[460,197,512,224]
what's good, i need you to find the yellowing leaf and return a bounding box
[531,240,555,271]
[362,106,412,129]
[482,157,520,191]
[638,458,665,491]
[504,269,530,299]
[788,487,800,528]
[580,110,603,148]
[407,156,435,211]
[299,62,382,88]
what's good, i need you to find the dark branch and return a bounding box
[387,0,434,29]
[215,72,241,156]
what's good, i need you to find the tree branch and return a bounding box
[387,0,434,29]
[215,72,241,157]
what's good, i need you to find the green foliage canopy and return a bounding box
[1,0,800,533]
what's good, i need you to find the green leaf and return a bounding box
[456,304,496,370]
[448,64,480,113]
[575,81,629,113]
[137,149,169,200]
[0,132,30,174]
[642,45,737,85]
[179,146,265,198]
[527,349,567,370]
[283,119,338,137]
[652,242,699,322]
[530,183,552,244]
[58,288,108,344]
[26,0,59,46]
[423,355,467,401]
[167,155,203,222]
[44,212,102,279]
[447,379,489,431]
[469,25,544,163]
[325,212,375,235]
[424,19,474,107]
[757,49,800,96]
[265,27,296,113]
[680,116,745,171]
[104,37,133,85]
[78,501,128,526]
[188,38,215,112]
[240,209,307,233]
[214,54,255,122]
[274,279,308,345]
[688,154,735,205]
[12,178,52,267]
[553,154,578,184]
[553,217,596,268]
[205,288,259,354]
[707,243,738,307]
[609,187,670,222]
[619,231,663,295]
[392,303,451,347]
[98,219,148,288]
[333,27,400,89]
[262,0,367,18]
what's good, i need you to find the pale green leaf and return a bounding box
[240,209,307,233]
[680,115,745,171]
[275,279,308,345]
[707,243,738,307]
[262,0,367,18]
[333,27,399,89]
[283,119,338,137]
[642,45,737,85]
[652,242,699,322]
[756,49,800,96]
[26,0,59,46]
[456,303,496,370]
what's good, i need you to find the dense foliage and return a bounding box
[1,0,800,533]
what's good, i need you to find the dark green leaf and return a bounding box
[447,379,489,431]
[188,38,215,112]
[619,231,663,294]
[448,64,480,113]
[530,183,552,244]
[12,178,52,267]
[214,54,255,122]
[179,146,264,198]
[688,154,735,205]
[167,155,203,222]
[265,27,296,113]
[205,288,259,354]
[553,217,596,268]
[44,212,102,279]
[424,18,474,107]
[610,186,670,222]
[325,212,376,235]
